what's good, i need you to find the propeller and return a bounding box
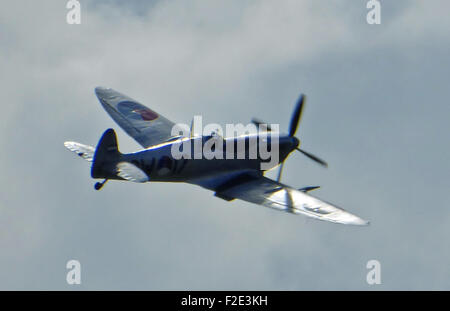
[288,94,305,137]
[251,118,273,132]
[252,94,328,183]
[276,162,285,182]
[296,148,328,167]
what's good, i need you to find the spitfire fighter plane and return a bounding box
[64,87,369,226]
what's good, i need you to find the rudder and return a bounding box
[91,128,122,179]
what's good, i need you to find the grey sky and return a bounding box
[0,0,449,290]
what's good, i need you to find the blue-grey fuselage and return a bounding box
[92,132,299,192]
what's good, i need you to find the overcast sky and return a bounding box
[1,0,449,290]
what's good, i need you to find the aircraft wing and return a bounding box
[217,175,369,226]
[95,87,179,148]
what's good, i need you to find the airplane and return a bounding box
[64,87,369,226]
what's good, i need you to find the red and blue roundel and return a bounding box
[117,101,159,121]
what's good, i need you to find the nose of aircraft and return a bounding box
[279,135,300,154]
[290,136,300,149]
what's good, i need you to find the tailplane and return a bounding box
[64,142,95,162]
[65,128,149,190]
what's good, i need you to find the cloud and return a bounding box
[0,0,449,290]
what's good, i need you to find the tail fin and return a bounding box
[91,128,122,179]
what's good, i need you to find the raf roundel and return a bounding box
[117,101,159,121]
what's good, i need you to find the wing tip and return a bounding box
[351,218,370,226]
[94,86,112,99]
[332,212,370,226]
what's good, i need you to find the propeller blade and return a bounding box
[288,94,305,137]
[276,162,285,182]
[296,148,328,167]
[251,118,272,132]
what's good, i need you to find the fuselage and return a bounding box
[118,133,299,186]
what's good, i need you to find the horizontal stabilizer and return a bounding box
[64,142,95,162]
[116,162,149,183]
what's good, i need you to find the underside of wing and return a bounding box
[95,87,179,148]
[216,175,369,226]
